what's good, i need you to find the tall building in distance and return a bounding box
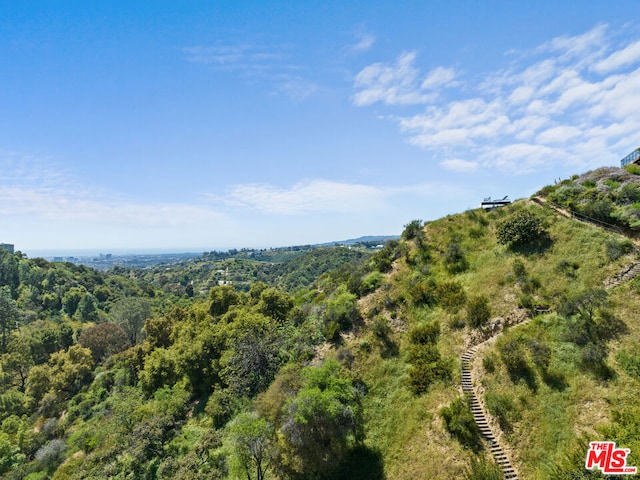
[0,243,14,254]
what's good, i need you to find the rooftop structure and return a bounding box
[481,196,511,210]
[620,148,640,167]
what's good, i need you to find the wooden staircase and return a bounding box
[453,196,640,479]
[461,346,519,479]
[604,261,640,288]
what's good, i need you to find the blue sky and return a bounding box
[3,1,640,255]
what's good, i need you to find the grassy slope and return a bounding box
[342,199,640,479]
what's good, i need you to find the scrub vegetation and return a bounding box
[1,167,640,479]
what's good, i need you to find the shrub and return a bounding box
[624,163,640,175]
[496,210,549,248]
[498,338,536,390]
[482,354,496,373]
[528,340,551,371]
[485,392,516,433]
[360,271,385,295]
[408,277,438,307]
[443,241,469,274]
[465,456,504,480]
[35,438,66,470]
[407,345,451,394]
[448,315,466,330]
[581,198,614,223]
[436,281,467,313]
[466,295,491,329]
[439,397,482,452]
[617,183,640,203]
[617,350,640,379]
[555,259,579,277]
[605,237,634,262]
[402,219,424,241]
[409,321,440,345]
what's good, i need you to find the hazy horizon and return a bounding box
[3,2,640,251]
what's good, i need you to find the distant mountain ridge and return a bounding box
[319,235,400,246]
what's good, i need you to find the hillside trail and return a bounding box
[459,196,640,479]
[531,195,640,287]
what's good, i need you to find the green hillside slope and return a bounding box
[1,168,640,479]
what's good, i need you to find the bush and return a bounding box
[402,219,424,241]
[466,295,491,329]
[407,277,438,307]
[360,272,385,295]
[605,237,634,262]
[465,456,504,480]
[443,241,469,274]
[485,392,516,433]
[496,210,549,248]
[482,354,496,373]
[624,163,640,175]
[439,397,482,452]
[498,338,536,390]
[409,322,440,345]
[35,438,66,470]
[436,281,467,313]
[617,350,640,379]
[407,345,451,394]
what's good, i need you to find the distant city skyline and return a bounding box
[3,2,640,252]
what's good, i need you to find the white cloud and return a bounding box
[272,75,319,101]
[184,43,316,102]
[440,159,479,172]
[348,31,376,53]
[352,51,438,106]
[594,40,640,73]
[216,179,386,214]
[539,23,609,64]
[0,154,226,228]
[536,125,581,144]
[421,67,458,90]
[353,23,640,173]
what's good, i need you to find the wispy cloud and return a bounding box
[0,154,226,227]
[212,180,385,214]
[440,159,480,172]
[347,30,376,54]
[352,52,459,106]
[207,178,468,215]
[183,42,318,101]
[183,44,288,68]
[353,24,640,173]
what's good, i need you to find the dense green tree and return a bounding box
[279,360,361,479]
[0,251,19,298]
[257,288,293,323]
[226,412,276,480]
[0,337,33,392]
[76,293,99,322]
[111,297,151,345]
[209,285,241,316]
[78,323,130,363]
[223,313,282,397]
[0,287,20,351]
[62,286,86,317]
[26,345,94,408]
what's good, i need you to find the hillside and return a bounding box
[1,167,640,479]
